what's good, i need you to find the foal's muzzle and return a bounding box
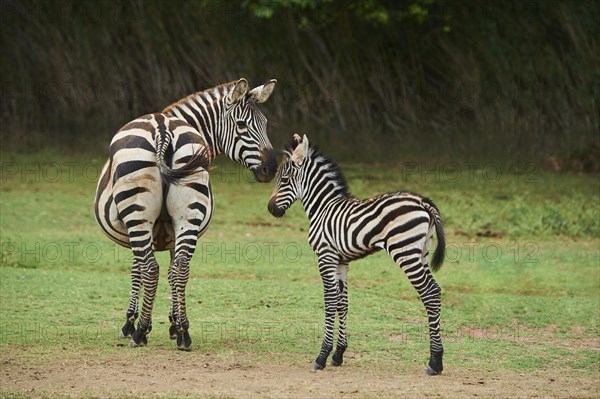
[268,197,286,217]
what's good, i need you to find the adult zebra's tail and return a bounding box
[422,198,445,272]
[155,131,209,186]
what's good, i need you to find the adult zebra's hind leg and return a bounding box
[387,231,443,375]
[114,181,163,348]
[170,243,195,351]
[129,237,161,348]
[119,263,141,339]
[166,170,213,351]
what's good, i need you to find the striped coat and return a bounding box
[95,79,277,350]
[268,134,445,375]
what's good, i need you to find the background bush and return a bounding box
[1,0,598,163]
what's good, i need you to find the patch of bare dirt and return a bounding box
[1,350,598,399]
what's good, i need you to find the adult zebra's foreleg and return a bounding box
[331,262,349,367]
[168,249,179,340]
[313,251,340,371]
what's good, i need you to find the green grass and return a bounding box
[1,153,599,380]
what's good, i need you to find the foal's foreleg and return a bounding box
[313,251,340,371]
[331,262,348,366]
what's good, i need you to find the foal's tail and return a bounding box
[422,198,445,272]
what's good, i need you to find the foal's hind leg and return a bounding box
[419,225,443,374]
[387,229,443,375]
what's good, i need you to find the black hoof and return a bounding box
[427,351,443,375]
[169,324,178,340]
[311,362,324,371]
[331,346,345,367]
[131,325,148,347]
[130,333,148,347]
[312,346,332,371]
[176,330,192,351]
[120,321,135,339]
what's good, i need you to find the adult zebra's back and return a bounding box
[95,79,277,350]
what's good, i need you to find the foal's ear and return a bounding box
[291,135,309,166]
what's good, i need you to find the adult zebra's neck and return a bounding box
[162,82,237,161]
[300,153,352,220]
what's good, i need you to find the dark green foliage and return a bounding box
[1,0,598,162]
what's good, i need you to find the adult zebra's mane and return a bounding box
[162,81,237,114]
[284,139,351,198]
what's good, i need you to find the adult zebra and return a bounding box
[95,78,277,350]
[268,134,446,375]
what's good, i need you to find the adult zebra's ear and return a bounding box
[228,78,249,104]
[291,135,309,166]
[249,79,277,103]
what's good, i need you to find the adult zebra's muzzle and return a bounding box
[252,148,277,183]
[268,197,286,217]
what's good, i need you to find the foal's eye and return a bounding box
[236,120,247,129]
[281,166,293,178]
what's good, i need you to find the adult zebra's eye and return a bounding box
[236,120,247,129]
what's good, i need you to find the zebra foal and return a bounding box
[268,134,446,375]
